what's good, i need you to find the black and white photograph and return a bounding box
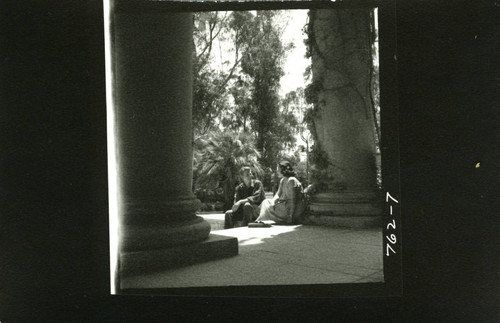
[106,2,400,295]
[1,0,498,320]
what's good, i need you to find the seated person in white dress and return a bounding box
[254,160,305,225]
[224,167,265,229]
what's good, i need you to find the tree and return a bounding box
[191,10,303,196]
[192,11,258,138]
[192,11,247,137]
[284,88,314,184]
[193,130,263,211]
[238,11,296,171]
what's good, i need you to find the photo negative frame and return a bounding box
[105,0,401,298]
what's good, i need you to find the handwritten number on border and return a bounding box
[386,191,399,204]
[386,234,396,244]
[385,192,399,257]
[386,244,396,256]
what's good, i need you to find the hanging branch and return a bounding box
[196,12,229,69]
[216,29,245,93]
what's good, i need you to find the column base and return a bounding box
[118,233,238,282]
[120,216,211,251]
[304,214,382,228]
[307,191,382,228]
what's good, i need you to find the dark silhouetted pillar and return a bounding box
[110,3,237,287]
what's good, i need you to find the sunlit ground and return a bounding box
[216,223,300,247]
[120,217,383,289]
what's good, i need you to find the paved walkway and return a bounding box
[121,214,383,289]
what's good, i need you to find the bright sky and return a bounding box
[279,9,310,96]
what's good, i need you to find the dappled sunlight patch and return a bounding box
[239,238,266,246]
[213,224,301,246]
[198,213,225,221]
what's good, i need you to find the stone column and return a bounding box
[111,4,237,283]
[307,9,381,226]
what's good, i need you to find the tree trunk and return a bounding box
[222,169,235,212]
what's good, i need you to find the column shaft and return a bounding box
[112,11,210,250]
[308,9,381,220]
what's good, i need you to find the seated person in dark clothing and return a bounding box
[224,167,265,229]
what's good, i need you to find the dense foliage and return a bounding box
[193,131,263,210]
[192,11,309,204]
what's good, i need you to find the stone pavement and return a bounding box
[120,213,383,289]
